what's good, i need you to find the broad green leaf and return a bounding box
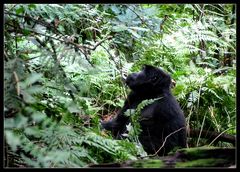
[4,118,15,129]
[32,112,47,122]
[24,127,41,137]
[5,130,21,152]
[143,6,158,16]
[124,109,135,117]
[104,99,116,106]
[27,86,44,94]
[112,25,128,32]
[68,103,82,113]
[49,4,64,9]
[28,4,37,10]
[128,29,141,38]
[21,90,36,103]
[125,8,137,20]
[16,6,24,14]
[15,114,28,128]
[58,25,65,32]
[25,73,43,86]
[128,26,149,32]
[110,5,121,14]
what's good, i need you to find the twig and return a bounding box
[5,4,17,12]
[6,23,92,66]
[77,47,94,67]
[100,45,118,67]
[49,39,76,101]
[5,23,69,47]
[13,71,20,96]
[6,22,111,66]
[4,11,61,35]
[124,5,145,24]
[142,127,186,158]
[188,128,236,146]
[83,36,113,50]
[196,113,206,147]
[68,35,112,51]
[24,55,42,61]
[5,12,112,52]
[100,44,128,100]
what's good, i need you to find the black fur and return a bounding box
[101,65,187,155]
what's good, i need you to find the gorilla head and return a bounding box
[125,65,172,93]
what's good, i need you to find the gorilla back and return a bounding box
[101,65,187,156]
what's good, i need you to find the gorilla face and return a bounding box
[125,65,172,92]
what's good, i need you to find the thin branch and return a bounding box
[24,55,42,61]
[13,71,20,96]
[124,5,145,24]
[189,128,236,145]
[5,4,17,12]
[77,47,94,67]
[196,113,206,147]
[142,127,186,158]
[7,22,112,65]
[5,23,69,47]
[100,45,117,66]
[4,11,61,35]
[49,40,76,101]
[208,128,235,146]
[5,23,106,66]
[5,12,113,52]
[70,35,113,51]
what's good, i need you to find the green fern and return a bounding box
[124,97,163,143]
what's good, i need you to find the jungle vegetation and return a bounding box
[4,4,236,167]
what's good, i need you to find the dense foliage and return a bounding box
[4,4,236,167]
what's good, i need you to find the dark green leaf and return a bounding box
[16,6,25,14]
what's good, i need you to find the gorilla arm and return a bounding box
[101,91,138,137]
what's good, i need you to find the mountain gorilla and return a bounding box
[101,65,187,156]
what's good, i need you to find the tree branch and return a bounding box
[5,11,113,52]
[189,129,236,145]
[70,35,113,51]
[4,11,61,35]
[13,71,20,96]
[124,5,145,24]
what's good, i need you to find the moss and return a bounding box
[177,146,214,157]
[173,146,235,160]
[132,159,164,168]
[176,158,229,167]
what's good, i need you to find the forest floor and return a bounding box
[89,147,236,168]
